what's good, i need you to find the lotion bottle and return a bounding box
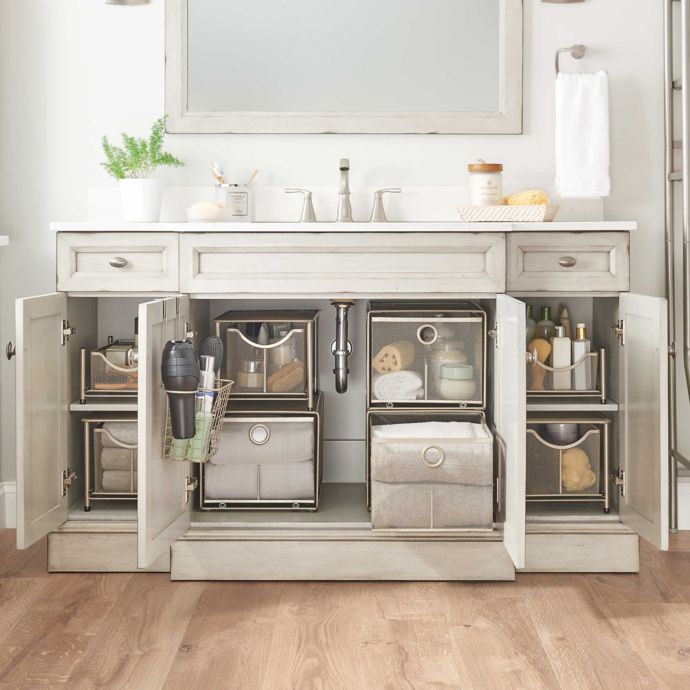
[550,326,571,390]
[525,304,536,347]
[535,306,556,341]
[572,323,592,391]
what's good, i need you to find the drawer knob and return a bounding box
[422,445,445,468]
[558,256,577,268]
[248,424,270,445]
[109,257,128,269]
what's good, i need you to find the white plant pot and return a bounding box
[119,178,163,222]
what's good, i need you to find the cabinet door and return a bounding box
[138,296,192,568]
[495,295,527,568]
[15,293,69,549]
[619,293,669,550]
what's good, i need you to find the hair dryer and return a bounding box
[161,340,199,439]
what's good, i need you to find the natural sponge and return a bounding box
[504,189,550,206]
[561,447,597,492]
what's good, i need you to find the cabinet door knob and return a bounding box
[109,257,128,268]
[558,256,577,268]
[5,342,15,360]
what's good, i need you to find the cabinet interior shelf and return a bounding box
[526,397,618,412]
[70,398,138,412]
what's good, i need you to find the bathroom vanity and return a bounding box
[11,220,667,580]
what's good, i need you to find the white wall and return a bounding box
[0,0,665,482]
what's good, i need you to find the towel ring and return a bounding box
[555,44,586,74]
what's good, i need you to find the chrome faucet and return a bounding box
[336,158,353,222]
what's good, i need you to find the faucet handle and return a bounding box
[370,188,401,222]
[285,188,317,223]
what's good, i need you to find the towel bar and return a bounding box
[555,44,586,74]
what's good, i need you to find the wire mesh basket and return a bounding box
[163,379,233,463]
[526,349,605,401]
[368,305,486,407]
[81,342,139,399]
[526,425,602,497]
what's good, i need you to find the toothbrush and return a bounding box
[212,162,226,185]
[245,169,259,186]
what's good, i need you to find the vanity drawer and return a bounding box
[57,232,179,292]
[180,232,505,296]
[506,232,629,293]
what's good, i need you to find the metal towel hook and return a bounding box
[555,44,586,74]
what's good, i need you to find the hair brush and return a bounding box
[199,335,224,374]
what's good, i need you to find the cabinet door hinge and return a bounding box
[61,320,77,346]
[184,321,195,340]
[612,469,626,496]
[613,319,625,346]
[62,469,77,496]
[488,324,499,349]
[185,476,198,503]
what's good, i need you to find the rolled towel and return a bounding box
[204,463,258,500]
[101,470,136,493]
[373,371,424,401]
[101,422,138,447]
[373,341,415,374]
[99,446,136,471]
[259,461,315,500]
[371,421,489,440]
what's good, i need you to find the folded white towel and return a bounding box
[373,371,424,401]
[101,470,136,493]
[555,70,610,198]
[101,422,138,447]
[99,447,136,471]
[371,421,489,440]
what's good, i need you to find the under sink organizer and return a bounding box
[214,310,318,409]
[526,347,606,402]
[367,410,494,530]
[82,415,138,511]
[368,303,486,407]
[163,379,233,464]
[525,414,610,511]
[79,341,139,401]
[199,395,323,511]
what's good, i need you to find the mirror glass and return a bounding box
[187,0,500,114]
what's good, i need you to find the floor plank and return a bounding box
[0,529,689,689]
[66,574,204,690]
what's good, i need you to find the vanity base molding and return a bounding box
[169,530,515,581]
[47,522,169,573]
[521,522,639,573]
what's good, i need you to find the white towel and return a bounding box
[101,470,136,493]
[555,71,610,198]
[99,447,136,471]
[371,421,489,440]
[373,371,424,401]
[101,422,138,447]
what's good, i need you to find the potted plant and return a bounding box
[101,117,183,222]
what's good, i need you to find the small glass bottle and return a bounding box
[534,306,556,341]
[525,304,536,346]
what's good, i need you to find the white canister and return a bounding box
[468,161,503,206]
[215,184,253,222]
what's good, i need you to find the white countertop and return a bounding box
[49,221,637,233]
[0,235,8,246]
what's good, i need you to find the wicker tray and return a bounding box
[457,204,559,222]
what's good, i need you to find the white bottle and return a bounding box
[572,323,592,391]
[551,326,571,390]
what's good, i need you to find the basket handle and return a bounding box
[91,350,138,374]
[97,427,138,450]
[226,327,304,350]
[526,350,597,373]
[526,427,599,450]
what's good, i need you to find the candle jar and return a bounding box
[237,360,263,391]
[468,161,503,206]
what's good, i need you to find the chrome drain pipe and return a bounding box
[331,300,353,393]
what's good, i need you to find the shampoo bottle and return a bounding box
[534,306,556,341]
[551,326,572,390]
[572,323,592,391]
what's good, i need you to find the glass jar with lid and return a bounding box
[468,160,503,206]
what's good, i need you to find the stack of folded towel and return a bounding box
[98,422,137,493]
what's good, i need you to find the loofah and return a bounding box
[528,338,551,391]
[504,189,550,206]
[373,340,415,374]
[561,447,597,491]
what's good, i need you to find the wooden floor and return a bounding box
[0,531,689,689]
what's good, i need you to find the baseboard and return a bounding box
[0,482,16,529]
